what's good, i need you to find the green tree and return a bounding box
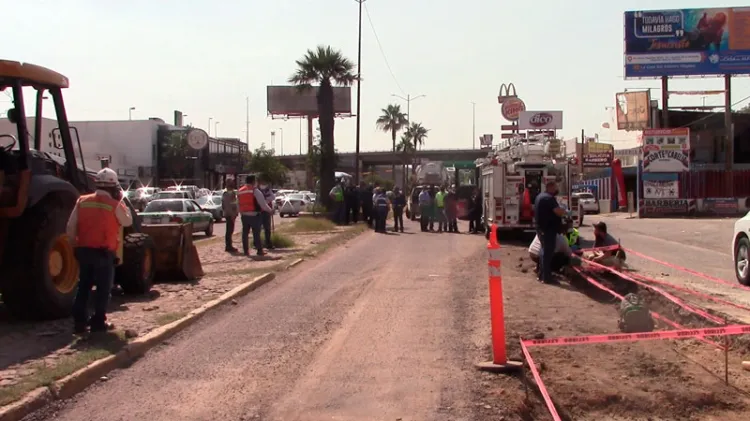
[396,134,416,187]
[376,104,408,184]
[306,127,339,187]
[403,122,429,183]
[740,103,750,113]
[245,145,289,187]
[289,45,356,208]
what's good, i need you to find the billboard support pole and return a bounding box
[660,77,669,128]
[354,0,365,186]
[307,116,314,189]
[725,74,733,171]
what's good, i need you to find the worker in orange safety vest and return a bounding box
[237,174,274,257]
[66,167,133,334]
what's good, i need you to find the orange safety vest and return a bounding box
[237,185,257,212]
[76,193,121,252]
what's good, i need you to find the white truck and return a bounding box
[414,162,447,186]
[477,137,580,235]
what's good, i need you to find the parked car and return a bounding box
[733,213,750,285]
[276,193,309,217]
[197,195,224,221]
[212,189,225,197]
[154,190,193,200]
[574,191,600,214]
[140,199,215,236]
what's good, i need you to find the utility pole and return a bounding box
[392,93,426,143]
[245,97,250,146]
[471,102,476,149]
[215,121,220,138]
[208,117,213,136]
[278,128,284,155]
[354,0,365,185]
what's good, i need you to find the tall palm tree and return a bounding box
[403,122,429,183]
[375,104,408,184]
[289,45,356,208]
[396,134,415,187]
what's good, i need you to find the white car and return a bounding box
[574,192,600,214]
[733,214,750,285]
[276,193,310,217]
[140,199,215,236]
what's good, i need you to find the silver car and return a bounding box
[574,192,599,214]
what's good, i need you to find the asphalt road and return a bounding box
[28,220,488,421]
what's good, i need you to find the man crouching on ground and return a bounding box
[590,221,626,270]
[528,226,573,281]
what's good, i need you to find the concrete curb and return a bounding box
[286,258,304,269]
[0,272,275,421]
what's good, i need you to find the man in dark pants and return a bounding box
[468,188,482,234]
[67,168,133,334]
[359,182,373,226]
[221,178,239,252]
[238,175,274,257]
[533,180,568,284]
[345,184,359,224]
[259,180,275,250]
[391,187,406,232]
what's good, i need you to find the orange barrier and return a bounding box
[475,224,523,373]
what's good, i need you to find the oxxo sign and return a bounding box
[498,83,526,121]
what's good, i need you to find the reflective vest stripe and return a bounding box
[79,201,114,211]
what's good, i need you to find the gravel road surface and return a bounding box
[27,221,489,421]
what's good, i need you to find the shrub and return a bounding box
[271,232,295,248]
[290,217,336,232]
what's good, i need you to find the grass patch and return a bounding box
[0,332,127,407]
[271,232,296,248]
[288,217,337,233]
[155,311,188,326]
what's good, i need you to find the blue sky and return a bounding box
[5,0,750,154]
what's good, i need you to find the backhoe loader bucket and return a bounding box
[141,223,204,281]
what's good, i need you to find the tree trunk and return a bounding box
[317,80,336,210]
[391,129,397,185]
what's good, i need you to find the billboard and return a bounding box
[267,85,352,116]
[624,8,750,78]
[643,179,679,198]
[583,152,613,168]
[517,111,563,130]
[642,128,690,172]
[615,91,651,130]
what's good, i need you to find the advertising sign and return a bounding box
[703,197,739,214]
[640,198,695,216]
[583,152,613,168]
[517,111,563,130]
[480,134,493,149]
[642,128,690,172]
[624,8,750,78]
[643,179,679,198]
[615,91,651,130]
[267,85,352,116]
[501,97,526,121]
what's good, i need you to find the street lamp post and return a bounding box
[270,131,276,150]
[391,93,426,151]
[208,117,213,136]
[354,0,365,185]
[129,107,136,120]
[278,128,284,155]
[215,121,220,138]
[471,102,476,149]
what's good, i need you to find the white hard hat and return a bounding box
[94,168,119,188]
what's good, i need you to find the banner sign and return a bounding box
[640,199,695,216]
[624,8,750,78]
[643,180,679,199]
[642,128,690,172]
[703,198,739,215]
[583,152,613,168]
[517,111,563,130]
[616,91,651,131]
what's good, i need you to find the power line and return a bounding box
[678,93,750,128]
[363,3,405,95]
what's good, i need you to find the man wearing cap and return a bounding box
[533,180,568,284]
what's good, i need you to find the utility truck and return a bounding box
[477,135,580,236]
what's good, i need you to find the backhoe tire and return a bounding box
[115,233,156,295]
[1,197,78,320]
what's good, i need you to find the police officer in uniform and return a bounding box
[374,188,391,233]
[66,168,133,334]
[329,179,345,224]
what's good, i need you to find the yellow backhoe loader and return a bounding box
[0,60,202,320]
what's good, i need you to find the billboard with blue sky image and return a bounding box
[624,7,750,78]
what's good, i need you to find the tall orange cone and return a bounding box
[476,223,523,373]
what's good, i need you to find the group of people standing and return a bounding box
[329,179,407,233]
[417,185,483,234]
[221,175,276,257]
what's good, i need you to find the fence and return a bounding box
[678,170,750,198]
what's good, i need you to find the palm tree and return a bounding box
[376,104,408,184]
[403,122,429,184]
[289,45,356,208]
[396,134,415,187]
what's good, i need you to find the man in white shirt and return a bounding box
[528,231,572,278]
